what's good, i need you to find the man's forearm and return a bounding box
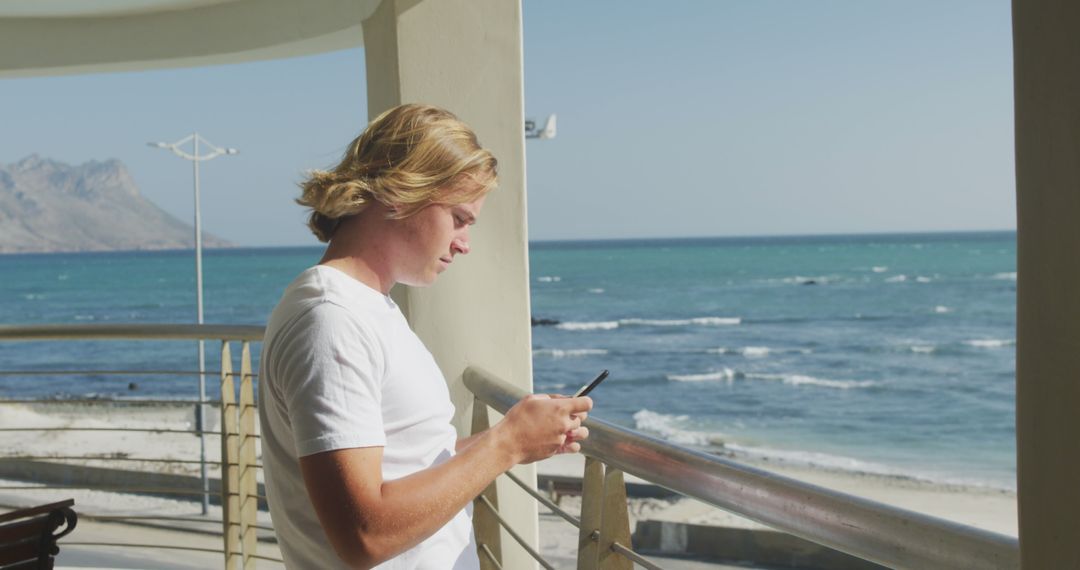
[455,430,486,453]
[305,424,519,568]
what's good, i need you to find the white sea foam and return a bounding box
[993,272,1017,281]
[632,409,725,447]
[538,383,567,391]
[915,276,932,283]
[74,315,96,321]
[23,293,45,300]
[740,346,772,358]
[964,339,1015,348]
[621,316,741,327]
[934,305,953,313]
[555,316,741,331]
[910,346,937,354]
[532,348,609,358]
[885,275,907,283]
[723,443,902,477]
[587,288,605,294]
[773,275,834,285]
[556,321,619,331]
[537,276,562,282]
[748,373,876,390]
[872,266,888,273]
[708,346,810,356]
[667,368,740,382]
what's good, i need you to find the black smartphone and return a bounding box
[574,370,610,397]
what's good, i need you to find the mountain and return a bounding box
[0,155,232,253]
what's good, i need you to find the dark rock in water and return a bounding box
[801,280,817,286]
[531,317,560,327]
[128,382,139,391]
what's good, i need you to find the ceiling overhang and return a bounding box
[0,0,381,78]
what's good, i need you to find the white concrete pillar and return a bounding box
[1012,1,1080,567]
[363,1,538,568]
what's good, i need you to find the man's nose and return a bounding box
[451,235,470,256]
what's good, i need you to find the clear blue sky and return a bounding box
[0,1,1015,246]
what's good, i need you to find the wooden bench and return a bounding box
[0,500,77,570]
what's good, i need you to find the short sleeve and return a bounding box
[274,302,388,457]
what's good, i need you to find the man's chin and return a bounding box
[398,272,440,288]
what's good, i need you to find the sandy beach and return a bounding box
[0,401,1017,568]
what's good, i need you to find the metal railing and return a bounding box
[463,366,1021,570]
[0,323,277,569]
[0,324,1021,569]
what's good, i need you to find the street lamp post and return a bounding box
[148,133,238,515]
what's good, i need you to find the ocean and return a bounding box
[0,231,1017,491]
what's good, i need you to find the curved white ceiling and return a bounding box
[0,0,243,18]
[0,0,381,77]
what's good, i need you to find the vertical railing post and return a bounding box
[220,341,241,569]
[597,467,632,570]
[238,341,258,569]
[471,398,503,570]
[577,456,604,570]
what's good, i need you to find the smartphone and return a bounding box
[574,369,610,397]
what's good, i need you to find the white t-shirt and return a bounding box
[258,265,480,569]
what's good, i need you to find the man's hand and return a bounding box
[496,394,593,464]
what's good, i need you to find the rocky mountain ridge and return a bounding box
[0,155,231,253]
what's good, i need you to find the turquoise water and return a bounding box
[0,231,1017,489]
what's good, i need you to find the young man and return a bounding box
[258,104,592,569]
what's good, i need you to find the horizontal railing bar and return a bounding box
[478,495,556,570]
[610,541,665,570]
[464,367,1020,570]
[87,514,223,524]
[0,370,257,378]
[503,470,581,528]
[0,455,223,466]
[61,541,226,555]
[0,323,264,342]
[0,485,211,496]
[0,427,219,436]
[0,398,220,405]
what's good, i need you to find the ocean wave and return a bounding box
[537,276,561,282]
[667,369,872,389]
[620,316,741,327]
[632,409,725,447]
[555,321,619,331]
[708,346,812,357]
[724,443,909,478]
[964,339,1015,348]
[587,288,605,294]
[536,383,567,391]
[992,272,1017,281]
[768,275,839,285]
[885,274,907,283]
[933,305,953,313]
[872,266,888,273]
[668,368,741,382]
[556,316,741,331]
[910,345,937,354]
[749,373,877,390]
[915,276,933,283]
[532,348,609,358]
[722,443,1014,491]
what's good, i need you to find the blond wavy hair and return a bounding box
[297,104,498,242]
